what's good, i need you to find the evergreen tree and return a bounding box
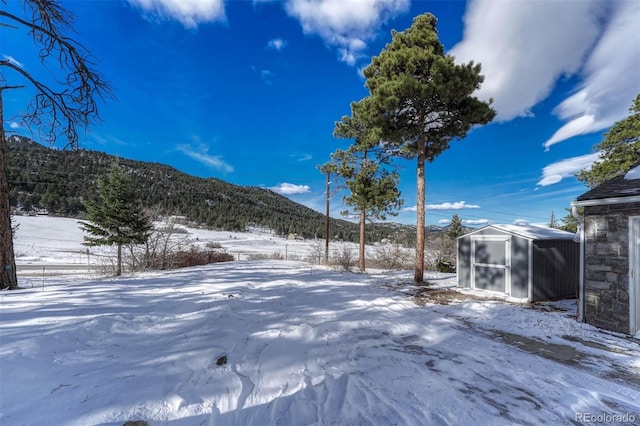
[80,164,151,276]
[359,13,495,282]
[548,211,559,229]
[559,207,580,233]
[445,214,464,240]
[324,101,403,271]
[577,94,640,188]
[0,1,111,289]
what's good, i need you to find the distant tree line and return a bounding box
[6,135,419,244]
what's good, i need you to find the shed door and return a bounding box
[471,236,511,294]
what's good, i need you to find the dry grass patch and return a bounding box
[410,285,505,306]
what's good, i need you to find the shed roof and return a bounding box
[576,163,640,201]
[462,224,576,240]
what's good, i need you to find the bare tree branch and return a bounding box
[1,0,113,289]
[0,2,113,147]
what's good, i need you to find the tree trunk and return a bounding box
[414,145,426,283]
[0,91,18,290]
[116,243,122,276]
[359,211,366,272]
[325,172,330,265]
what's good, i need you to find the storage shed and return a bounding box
[457,224,579,301]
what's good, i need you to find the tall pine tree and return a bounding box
[80,163,151,276]
[359,13,495,282]
[325,101,403,272]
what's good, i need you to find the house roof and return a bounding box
[461,224,576,240]
[576,163,640,201]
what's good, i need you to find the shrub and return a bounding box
[247,253,270,261]
[435,259,456,273]
[170,247,234,268]
[305,240,325,265]
[332,246,355,271]
[425,234,456,272]
[206,241,222,249]
[270,251,284,260]
[369,244,413,270]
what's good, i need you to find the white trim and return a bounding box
[462,226,533,241]
[470,236,511,243]
[572,195,640,207]
[460,224,574,241]
[528,240,533,302]
[629,216,640,336]
[573,204,586,322]
[578,223,585,322]
[458,225,508,239]
[474,262,507,268]
[506,238,512,296]
[456,238,460,287]
[471,239,475,289]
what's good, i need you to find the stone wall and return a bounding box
[583,202,640,334]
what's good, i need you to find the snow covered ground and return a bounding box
[12,215,332,267]
[2,216,639,425]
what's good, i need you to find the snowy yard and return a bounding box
[1,217,639,425]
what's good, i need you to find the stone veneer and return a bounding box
[583,202,640,334]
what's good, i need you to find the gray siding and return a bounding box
[510,236,529,299]
[583,202,640,334]
[457,238,471,288]
[531,240,579,301]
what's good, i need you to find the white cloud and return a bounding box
[250,66,276,84]
[543,1,640,148]
[293,153,312,162]
[260,69,275,84]
[3,55,23,68]
[440,218,488,226]
[267,38,288,50]
[8,121,21,129]
[284,0,409,65]
[464,219,489,225]
[89,133,129,147]
[176,143,234,173]
[403,201,480,212]
[537,152,600,187]
[427,201,480,210]
[450,0,640,148]
[126,0,225,28]
[270,182,311,195]
[449,0,602,121]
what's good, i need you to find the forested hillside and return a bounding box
[6,136,418,242]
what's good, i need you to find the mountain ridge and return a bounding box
[6,135,424,243]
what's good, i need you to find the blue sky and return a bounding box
[3,0,639,227]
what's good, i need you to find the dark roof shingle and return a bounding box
[576,163,640,201]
